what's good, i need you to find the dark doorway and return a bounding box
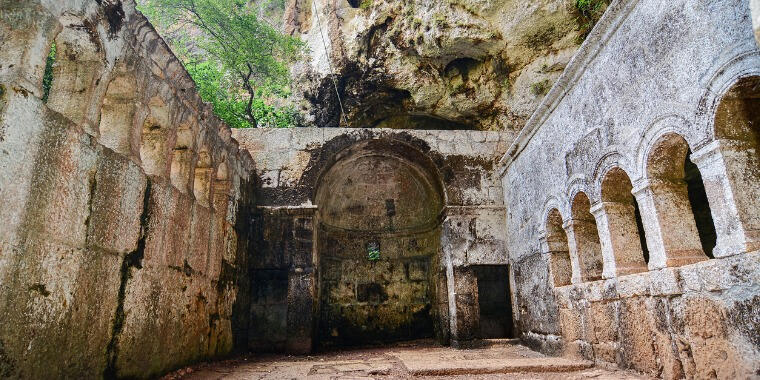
[474,265,514,339]
[685,151,717,258]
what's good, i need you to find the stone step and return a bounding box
[403,357,595,376]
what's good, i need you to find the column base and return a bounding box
[665,250,708,267]
[616,264,648,276]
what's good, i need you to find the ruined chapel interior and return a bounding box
[1,0,760,379]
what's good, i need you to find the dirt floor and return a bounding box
[162,340,650,379]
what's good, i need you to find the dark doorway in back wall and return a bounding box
[474,265,514,339]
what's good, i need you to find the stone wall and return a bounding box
[499,0,760,377]
[0,1,256,378]
[233,127,510,350]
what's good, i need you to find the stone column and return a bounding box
[450,266,480,348]
[591,202,647,278]
[562,221,583,284]
[286,209,317,354]
[691,140,760,257]
[564,218,603,282]
[632,180,706,269]
[540,234,573,287]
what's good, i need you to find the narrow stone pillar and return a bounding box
[691,140,760,256]
[450,266,479,348]
[590,203,617,279]
[286,211,317,354]
[563,221,583,284]
[564,218,603,282]
[591,202,647,278]
[632,180,706,269]
[540,234,572,287]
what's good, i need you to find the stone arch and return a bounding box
[306,132,448,205]
[635,114,698,182]
[591,150,633,201]
[313,138,446,348]
[540,195,565,230]
[570,192,603,282]
[193,147,212,207]
[46,13,106,126]
[99,63,137,154]
[140,96,172,176]
[566,175,592,207]
[644,132,714,266]
[545,208,571,287]
[696,49,760,140]
[599,167,649,275]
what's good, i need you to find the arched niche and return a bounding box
[570,192,603,282]
[314,138,445,348]
[46,13,105,127]
[140,96,171,177]
[193,147,212,207]
[99,65,137,154]
[545,208,571,287]
[212,160,232,211]
[645,133,714,265]
[170,126,194,193]
[599,167,649,275]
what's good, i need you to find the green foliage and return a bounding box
[502,78,512,94]
[359,0,372,10]
[530,79,552,96]
[137,0,303,128]
[186,60,297,128]
[575,0,609,43]
[42,43,56,103]
[521,24,559,50]
[433,13,447,27]
[367,246,381,262]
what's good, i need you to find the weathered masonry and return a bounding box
[0,1,257,378]
[499,0,760,378]
[1,0,760,379]
[232,128,511,351]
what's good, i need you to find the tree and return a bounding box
[138,0,302,128]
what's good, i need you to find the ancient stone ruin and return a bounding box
[0,0,759,379]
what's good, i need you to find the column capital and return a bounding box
[631,179,651,196]
[589,202,605,217]
[691,139,755,165]
[689,140,721,165]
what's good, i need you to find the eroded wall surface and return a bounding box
[0,1,256,377]
[500,0,760,377]
[234,127,510,350]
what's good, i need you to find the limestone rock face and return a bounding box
[288,0,587,132]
